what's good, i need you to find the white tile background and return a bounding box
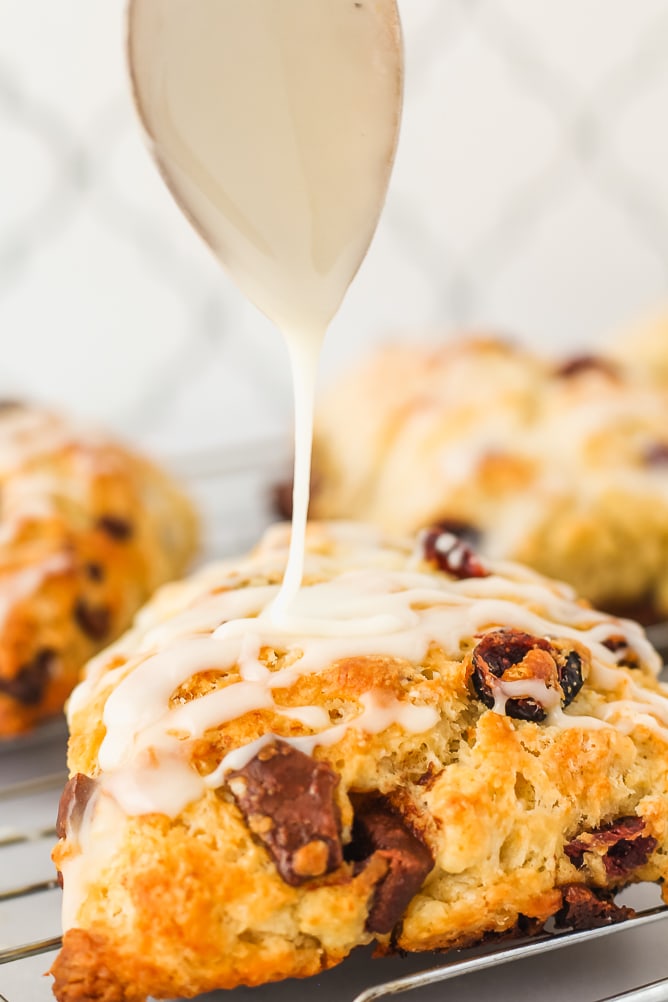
[1,1,668,457]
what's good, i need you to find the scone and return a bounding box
[310,336,668,622]
[51,521,668,1001]
[0,402,198,737]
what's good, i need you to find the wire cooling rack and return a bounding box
[3,439,668,1002]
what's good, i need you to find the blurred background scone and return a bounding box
[52,523,668,1001]
[310,336,668,623]
[0,402,198,738]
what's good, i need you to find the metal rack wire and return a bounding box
[3,441,668,1002]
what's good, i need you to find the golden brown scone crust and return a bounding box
[310,335,668,621]
[52,523,668,1000]
[0,403,198,737]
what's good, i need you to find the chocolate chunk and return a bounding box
[555,884,634,930]
[565,816,657,879]
[554,355,620,380]
[0,399,25,414]
[74,599,111,641]
[56,774,97,840]
[348,795,433,934]
[0,648,56,705]
[421,525,489,580]
[227,741,343,886]
[96,515,133,541]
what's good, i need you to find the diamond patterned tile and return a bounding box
[91,115,224,313]
[495,0,668,94]
[0,212,193,425]
[476,174,667,349]
[0,113,54,244]
[612,60,668,210]
[135,302,289,455]
[0,0,124,129]
[394,26,560,255]
[0,1,667,445]
[324,212,445,375]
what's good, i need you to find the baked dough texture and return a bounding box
[310,336,668,622]
[52,522,668,1001]
[0,403,198,736]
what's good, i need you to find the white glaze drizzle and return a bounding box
[71,523,668,821]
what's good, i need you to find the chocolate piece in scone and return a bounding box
[349,796,433,934]
[555,885,635,930]
[227,741,343,885]
[56,774,97,841]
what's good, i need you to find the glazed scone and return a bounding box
[0,402,198,737]
[52,522,668,1001]
[310,336,668,621]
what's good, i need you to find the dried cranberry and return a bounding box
[564,816,657,879]
[554,355,620,380]
[74,600,111,641]
[644,443,668,467]
[602,635,640,669]
[431,518,482,548]
[84,562,105,583]
[272,479,294,519]
[421,526,489,580]
[0,399,24,413]
[0,649,56,705]
[559,650,585,705]
[471,630,584,722]
[96,515,133,541]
